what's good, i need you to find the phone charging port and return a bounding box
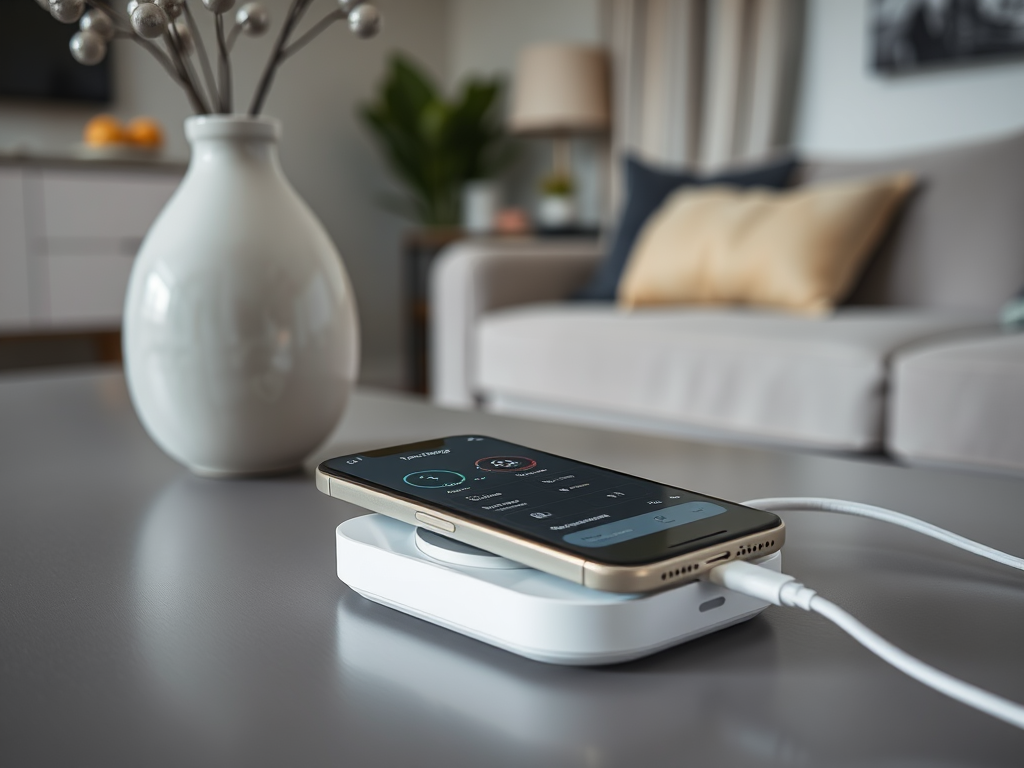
[706,552,731,564]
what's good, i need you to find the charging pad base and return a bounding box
[337,514,780,666]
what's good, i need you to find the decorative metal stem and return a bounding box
[290,0,315,29]
[247,0,309,116]
[177,30,215,113]
[182,0,220,110]
[279,9,343,61]
[81,0,202,108]
[164,28,209,114]
[55,0,380,116]
[215,13,232,113]
[126,29,190,87]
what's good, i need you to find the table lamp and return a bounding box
[509,44,609,229]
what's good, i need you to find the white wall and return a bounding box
[448,0,601,78]
[447,0,604,224]
[0,0,449,384]
[795,0,1024,156]
[14,0,1024,377]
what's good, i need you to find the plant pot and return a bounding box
[537,194,577,229]
[122,115,359,477]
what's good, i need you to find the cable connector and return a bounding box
[705,521,1024,731]
[707,559,817,610]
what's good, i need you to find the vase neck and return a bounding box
[185,115,282,172]
[189,135,281,171]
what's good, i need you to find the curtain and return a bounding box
[604,0,804,211]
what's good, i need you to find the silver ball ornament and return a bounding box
[348,3,379,38]
[50,0,85,24]
[235,2,268,35]
[337,0,365,12]
[172,19,193,53]
[202,0,235,13]
[154,0,182,19]
[69,30,107,65]
[131,2,169,38]
[80,10,115,41]
[126,0,139,15]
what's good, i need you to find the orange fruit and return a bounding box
[125,117,164,149]
[83,114,126,146]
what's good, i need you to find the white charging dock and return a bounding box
[336,514,780,665]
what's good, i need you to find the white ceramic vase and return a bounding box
[123,115,359,477]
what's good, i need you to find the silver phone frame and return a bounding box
[317,468,785,594]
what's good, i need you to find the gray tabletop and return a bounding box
[2,368,1023,767]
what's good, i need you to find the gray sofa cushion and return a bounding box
[889,333,1024,473]
[802,130,1024,311]
[476,304,990,451]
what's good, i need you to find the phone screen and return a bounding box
[320,435,780,565]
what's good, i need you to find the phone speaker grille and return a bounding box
[660,563,699,582]
[737,539,775,558]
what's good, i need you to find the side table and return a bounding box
[403,229,601,394]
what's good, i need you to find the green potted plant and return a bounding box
[538,172,576,229]
[360,55,510,230]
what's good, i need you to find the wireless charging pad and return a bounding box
[337,514,781,665]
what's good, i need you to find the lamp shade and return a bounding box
[509,44,610,135]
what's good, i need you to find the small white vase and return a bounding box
[123,115,359,477]
[461,180,499,234]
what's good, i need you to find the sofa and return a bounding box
[429,131,1024,475]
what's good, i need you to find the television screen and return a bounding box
[0,0,112,102]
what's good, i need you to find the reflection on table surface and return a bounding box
[2,372,1023,767]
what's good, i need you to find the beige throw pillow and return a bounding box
[617,173,916,314]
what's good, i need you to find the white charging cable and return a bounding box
[745,496,1024,571]
[707,497,1024,730]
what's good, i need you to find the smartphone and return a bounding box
[317,435,784,594]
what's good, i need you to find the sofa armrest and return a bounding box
[429,238,603,408]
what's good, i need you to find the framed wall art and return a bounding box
[873,0,1024,73]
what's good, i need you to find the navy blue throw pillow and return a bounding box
[575,154,799,300]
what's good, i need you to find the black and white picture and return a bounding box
[873,0,1024,73]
